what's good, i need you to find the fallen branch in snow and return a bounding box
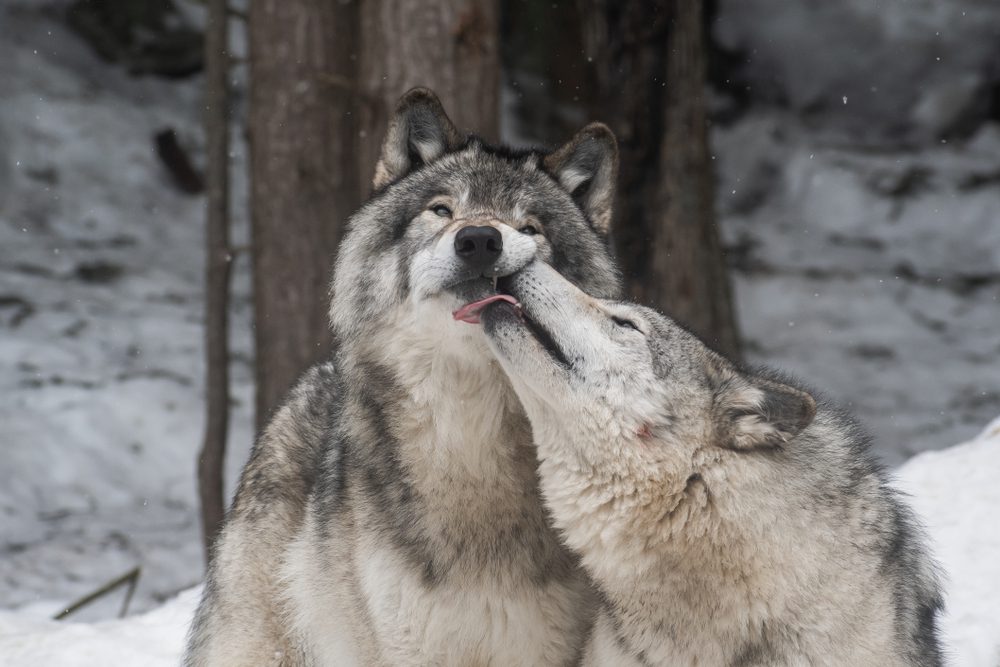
[53,566,141,620]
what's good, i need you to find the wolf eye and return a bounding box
[430,204,452,218]
[612,316,641,332]
[520,224,540,236]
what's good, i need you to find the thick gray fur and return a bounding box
[185,88,621,665]
[482,261,944,667]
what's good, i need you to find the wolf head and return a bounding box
[481,261,817,461]
[330,89,621,365]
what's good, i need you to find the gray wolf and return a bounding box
[185,89,622,665]
[480,261,944,666]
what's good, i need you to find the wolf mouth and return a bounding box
[519,310,573,369]
[456,287,573,369]
[452,294,520,324]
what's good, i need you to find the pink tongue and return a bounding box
[453,294,520,324]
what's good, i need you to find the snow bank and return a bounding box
[895,417,1000,667]
[0,587,199,666]
[1,422,998,666]
[716,115,1000,465]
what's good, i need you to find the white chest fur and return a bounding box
[359,540,584,667]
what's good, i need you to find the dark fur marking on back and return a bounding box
[592,589,656,667]
[333,360,449,585]
[729,634,780,666]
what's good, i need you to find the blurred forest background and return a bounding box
[2,0,999,625]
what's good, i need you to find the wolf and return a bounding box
[185,89,622,665]
[478,261,944,666]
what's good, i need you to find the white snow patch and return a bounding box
[0,587,200,666]
[895,417,1000,667]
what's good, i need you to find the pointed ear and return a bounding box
[543,123,618,235]
[373,87,462,189]
[710,361,817,450]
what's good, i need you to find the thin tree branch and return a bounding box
[53,567,142,620]
[198,0,232,567]
[187,0,248,22]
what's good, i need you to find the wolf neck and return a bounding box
[344,315,567,582]
[528,408,729,577]
[396,340,528,479]
[532,421,814,650]
[382,316,527,473]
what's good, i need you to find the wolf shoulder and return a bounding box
[185,360,345,667]
[227,360,344,524]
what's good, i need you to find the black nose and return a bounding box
[454,225,503,274]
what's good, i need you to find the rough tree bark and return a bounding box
[248,0,359,428]
[357,0,500,191]
[581,0,742,359]
[198,0,230,564]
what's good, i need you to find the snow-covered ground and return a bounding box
[711,0,1000,465]
[715,113,1000,465]
[0,0,254,618]
[0,587,200,666]
[1,0,998,662]
[895,417,1000,667]
[2,420,998,666]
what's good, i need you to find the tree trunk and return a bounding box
[198,0,230,564]
[653,0,740,358]
[357,0,500,192]
[248,0,359,428]
[581,0,741,359]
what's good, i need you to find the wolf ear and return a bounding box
[709,360,817,450]
[543,123,618,235]
[373,87,462,189]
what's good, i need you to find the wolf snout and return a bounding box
[454,225,503,275]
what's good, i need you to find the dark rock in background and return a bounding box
[67,0,203,78]
[713,0,1000,145]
